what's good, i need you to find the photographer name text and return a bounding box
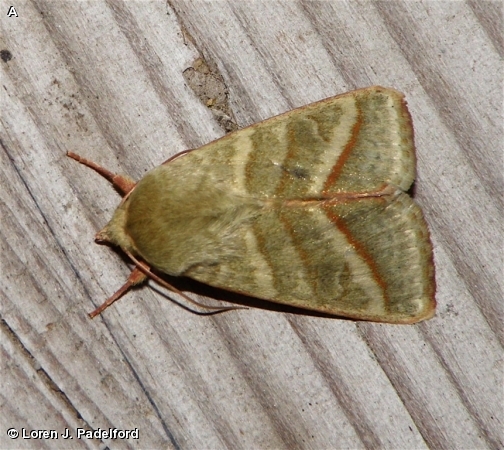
[7,427,139,440]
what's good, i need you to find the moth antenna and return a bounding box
[67,151,136,196]
[88,267,147,318]
[125,250,246,314]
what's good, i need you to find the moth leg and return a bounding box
[67,152,136,196]
[125,250,246,314]
[88,267,147,318]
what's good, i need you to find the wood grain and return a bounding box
[1,1,502,449]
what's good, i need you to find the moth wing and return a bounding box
[183,190,435,324]
[180,85,415,200]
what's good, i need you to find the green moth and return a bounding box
[69,86,436,323]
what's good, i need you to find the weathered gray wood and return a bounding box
[1,1,502,449]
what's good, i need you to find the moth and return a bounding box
[69,86,436,323]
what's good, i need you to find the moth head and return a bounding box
[95,202,135,254]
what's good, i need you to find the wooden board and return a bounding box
[1,1,502,448]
